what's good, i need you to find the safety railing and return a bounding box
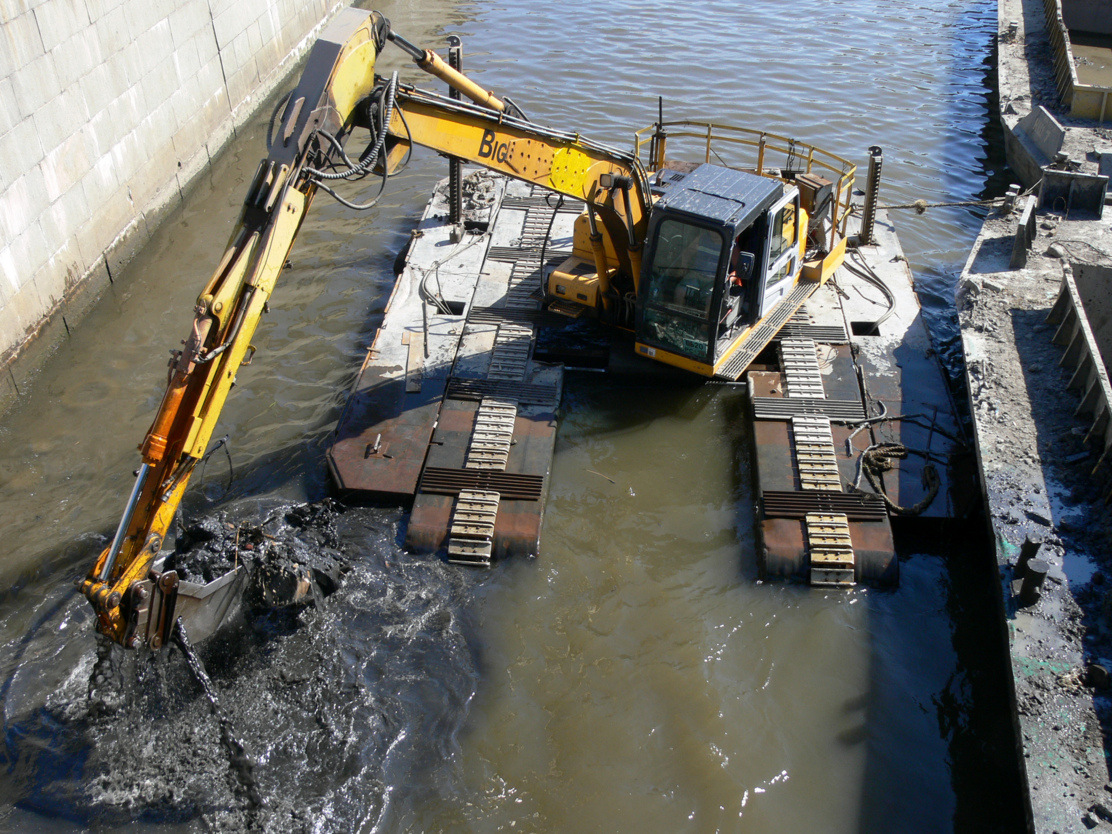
[633,121,857,250]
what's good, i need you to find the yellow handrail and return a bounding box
[633,121,857,248]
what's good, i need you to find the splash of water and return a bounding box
[173,619,263,823]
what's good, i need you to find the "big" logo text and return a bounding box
[477,129,510,164]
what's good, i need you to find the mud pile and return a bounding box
[165,500,348,610]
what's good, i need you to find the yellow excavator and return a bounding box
[81,8,856,649]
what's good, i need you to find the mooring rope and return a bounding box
[883,197,1004,213]
[856,442,940,516]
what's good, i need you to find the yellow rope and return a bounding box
[883,197,1004,213]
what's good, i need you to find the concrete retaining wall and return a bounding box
[0,0,346,378]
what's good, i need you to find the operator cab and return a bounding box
[635,164,802,373]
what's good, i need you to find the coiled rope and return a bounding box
[857,442,941,516]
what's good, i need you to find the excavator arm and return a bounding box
[374,82,655,315]
[81,9,390,647]
[82,7,648,648]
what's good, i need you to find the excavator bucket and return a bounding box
[121,561,248,652]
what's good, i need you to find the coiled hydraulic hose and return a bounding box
[305,71,398,183]
[302,73,400,211]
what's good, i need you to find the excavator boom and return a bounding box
[377,84,654,312]
[81,9,389,647]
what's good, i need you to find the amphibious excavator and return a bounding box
[80,9,856,648]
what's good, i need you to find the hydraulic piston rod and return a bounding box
[97,463,150,582]
[386,29,506,113]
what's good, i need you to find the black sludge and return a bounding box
[0,502,480,832]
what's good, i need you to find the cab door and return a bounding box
[758,189,801,319]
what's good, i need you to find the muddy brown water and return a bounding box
[0,0,1024,831]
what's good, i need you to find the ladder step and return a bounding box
[548,299,586,318]
[474,419,515,432]
[451,522,495,538]
[806,526,852,538]
[809,537,853,550]
[805,512,854,587]
[467,450,510,462]
[468,440,511,452]
[810,567,856,587]
[473,417,515,430]
[454,511,498,526]
[447,538,493,566]
[457,490,500,509]
[472,430,511,443]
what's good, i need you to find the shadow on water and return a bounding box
[857,520,1028,834]
[725,377,1026,832]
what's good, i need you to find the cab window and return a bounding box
[765,258,792,289]
[643,219,723,314]
[769,201,797,262]
[640,218,726,360]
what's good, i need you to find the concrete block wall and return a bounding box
[0,0,347,374]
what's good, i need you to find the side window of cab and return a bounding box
[769,201,797,262]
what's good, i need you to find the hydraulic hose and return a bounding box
[305,72,398,182]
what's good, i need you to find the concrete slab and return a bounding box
[959,200,1112,832]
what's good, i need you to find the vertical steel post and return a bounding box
[447,36,463,225]
[649,96,666,171]
[860,146,883,245]
[1019,558,1050,606]
[1016,536,1042,575]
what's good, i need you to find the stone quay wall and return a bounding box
[0,0,346,384]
